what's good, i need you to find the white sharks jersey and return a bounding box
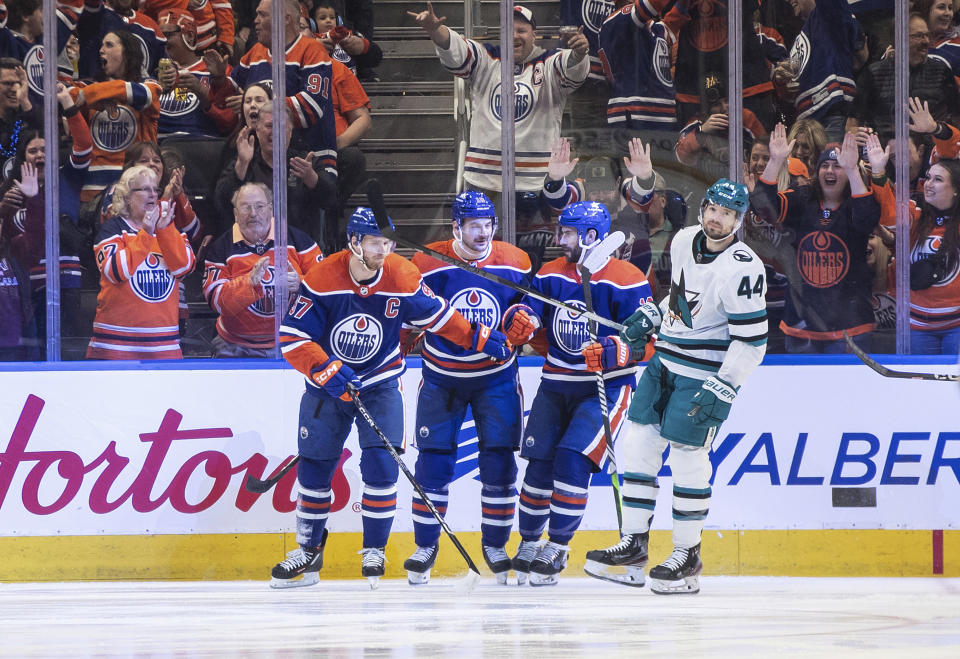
[654,226,768,387]
[436,30,589,192]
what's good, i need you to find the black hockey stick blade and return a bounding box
[843,331,960,381]
[364,179,625,332]
[245,455,300,494]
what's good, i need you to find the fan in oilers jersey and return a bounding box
[584,179,767,595]
[502,201,651,586]
[402,191,531,586]
[270,207,511,589]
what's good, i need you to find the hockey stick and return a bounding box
[365,179,625,332]
[843,331,960,381]
[578,235,626,531]
[347,385,483,591]
[245,455,300,494]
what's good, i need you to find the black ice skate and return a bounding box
[481,545,511,585]
[269,529,328,589]
[649,544,702,595]
[511,539,542,586]
[583,532,649,587]
[403,544,438,585]
[528,541,569,587]
[360,547,386,590]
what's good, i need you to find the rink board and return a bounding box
[0,358,958,580]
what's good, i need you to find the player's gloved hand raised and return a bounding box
[310,357,362,402]
[502,303,540,345]
[619,300,662,350]
[472,323,511,362]
[581,335,630,372]
[688,376,738,428]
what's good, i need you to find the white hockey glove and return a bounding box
[688,376,738,428]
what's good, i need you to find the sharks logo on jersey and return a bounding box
[450,287,500,328]
[552,299,591,354]
[331,314,383,363]
[668,270,700,328]
[131,253,175,302]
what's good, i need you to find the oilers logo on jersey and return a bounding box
[652,35,672,87]
[552,299,591,354]
[331,314,383,363]
[790,32,811,78]
[24,45,44,96]
[159,89,201,117]
[797,231,849,289]
[132,253,175,302]
[450,288,500,328]
[581,0,614,35]
[91,105,138,153]
[250,265,277,317]
[490,81,535,123]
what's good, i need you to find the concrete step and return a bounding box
[374,0,563,32]
[367,109,456,140]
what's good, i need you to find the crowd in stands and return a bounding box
[1,0,959,361]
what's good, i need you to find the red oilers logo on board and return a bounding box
[797,231,849,289]
[331,314,383,363]
[451,287,499,328]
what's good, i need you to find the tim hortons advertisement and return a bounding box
[0,363,958,536]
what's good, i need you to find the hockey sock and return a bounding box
[517,458,552,541]
[546,448,592,545]
[360,448,399,548]
[295,456,337,547]
[411,450,454,547]
[621,472,657,535]
[480,484,517,547]
[672,485,711,548]
[478,448,518,547]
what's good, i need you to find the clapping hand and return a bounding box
[289,153,319,188]
[863,132,891,174]
[547,137,579,181]
[249,256,269,286]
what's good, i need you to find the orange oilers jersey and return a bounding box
[71,79,162,202]
[86,218,196,360]
[203,225,323,349]
[413,240,530,385]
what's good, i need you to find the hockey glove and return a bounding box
[619,300,662,350]
[310,357,362,402]
[688,376,738,428]
[581,335,630,372]
[472,323,511,362]
[502,303,540,345]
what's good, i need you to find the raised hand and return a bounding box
[566,27,589,62]
[15,162,39,198]
[621,137,653,180]
[864,132,891,174]
[547,137,579,181]
[56,82,75,109]
[908,97,937,134]
[767,122,794,163]
[836,130,861,172]
[407,1,447,34]
[202,49,227,79]
[237,126,255,164]
[249,256,269,286]
[155,200,177,231]
[164,166,185,199]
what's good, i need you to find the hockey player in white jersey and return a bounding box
[584,178,767,594]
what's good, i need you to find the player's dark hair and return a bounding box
[7,0,42,30]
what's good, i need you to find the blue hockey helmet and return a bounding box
[347,207,394,242]
[558,201,610,247]
[452,190,498,229]
[699,178,749,238]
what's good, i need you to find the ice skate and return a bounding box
[583,532,648,587]
[403,544,438,585]
[649,544,702,595]
[360,547,386,590]
[269,529,327,589]
[481,545,511,585]
[528,541,569,587]
[511,539,541,586]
